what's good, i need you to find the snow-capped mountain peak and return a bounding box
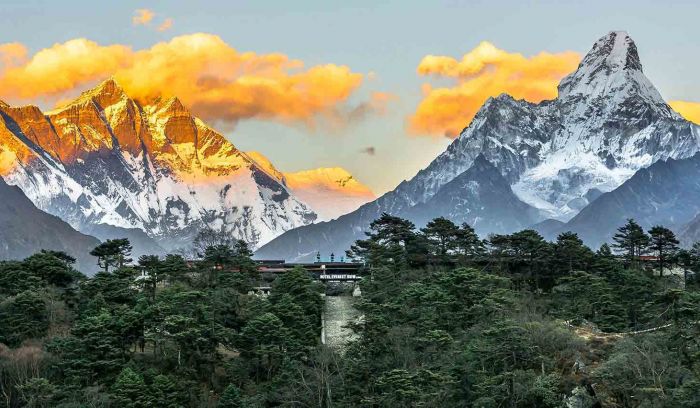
[559,31,642,97]
[71,77,128,109]
[256,31,700,262]
[0,78,319,250]
[557,31,677,119]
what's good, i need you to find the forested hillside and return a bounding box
[0,217,699,407]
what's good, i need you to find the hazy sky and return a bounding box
[0,0,698,194]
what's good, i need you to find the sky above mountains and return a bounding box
[0,0,699,194]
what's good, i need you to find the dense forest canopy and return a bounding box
[0,217,699,407]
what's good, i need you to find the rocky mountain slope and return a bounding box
[540,154,700,247]
[80,223,165,259]
[0,177,100,272]
[679,214,700,247]
[406,155,541,233]
[257,31,700,261]
[0,79,319,250]
[256,155,542,261]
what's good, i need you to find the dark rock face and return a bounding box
[407,155,541,235]
[81,223,165,260]
[547,154,700,247]
[679,215,700,247]
[0,177,101,274]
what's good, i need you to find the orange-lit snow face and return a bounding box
[285,167,374,197]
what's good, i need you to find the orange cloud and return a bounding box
[0,39,132,99]
[669,100,700,125]
[0,43,27,71]
[157,18,174,32]
[409,41,580,138]
[0,34,382,129]
[133,9,155,25]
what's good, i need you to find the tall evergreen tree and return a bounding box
[509,230,552,291]
[421,217,459,264]
[552,231,593,275]
[90,239,133,272]
[454,223,485,262]
[346,213,422,269]
[612,219,649,267]
[138,255,162,299]
[648,225,680,277]
[111,367,149,408]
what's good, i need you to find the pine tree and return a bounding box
[0,290,48,346]
[346,213,420,269]
[552,231,592,275]
[138,255,161,299]
[454,223,485,263]
[160,254,190,285]
[203,244,235,287]
[218,384,245,408]
[509,230,551,291]
[648,225,679,277]
[421,217,459,264]
[90,239,133,272]
[612,219,649,267]
[111,367,149,408]
[149,374,187,408]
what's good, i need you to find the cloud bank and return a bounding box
[409,42,580,138]
[0,34,383,129]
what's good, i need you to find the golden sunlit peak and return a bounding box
[48,77,128,113]
[154,95,190,115]
[77,77,124,101]
[245,151,285,182]
[87,77,126,96]
[285,167,375,196]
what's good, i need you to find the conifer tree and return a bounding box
[612,219,649,267]
[421,217,459,264]
[346,213,420,269]
[552,231,592,275]
[90,239,133,272]
[218,384,245,408]
[648,225,679,277]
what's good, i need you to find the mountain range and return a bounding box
[256,31,700,261]
[2,30,700,263]
[0,79,373,255]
